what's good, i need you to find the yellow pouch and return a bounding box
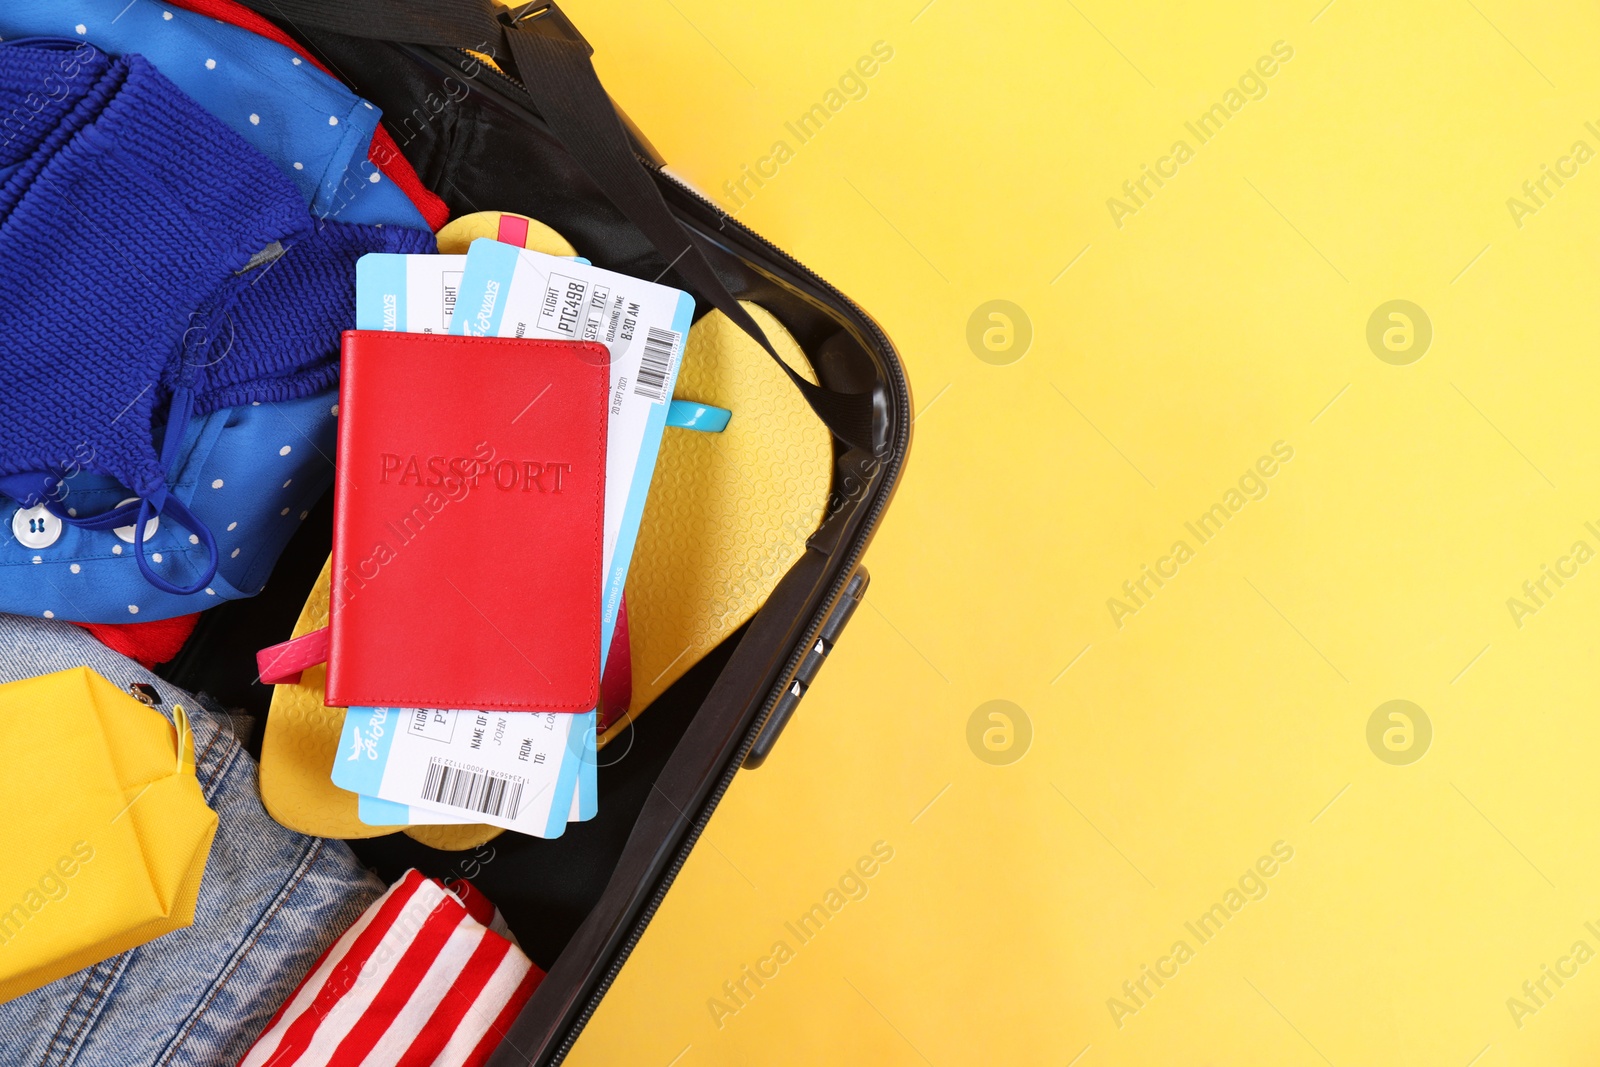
[0,667,217,1004]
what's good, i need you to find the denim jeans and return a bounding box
[0,615,383,1066]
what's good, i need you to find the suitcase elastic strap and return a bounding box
[235,0,876,451]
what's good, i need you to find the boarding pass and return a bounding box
[332,706,575,837]
[355,252,465,334]
[349,251,592,828]
[452,237,693,833]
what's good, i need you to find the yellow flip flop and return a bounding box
[608,302,834,743]
[259,212,574,849]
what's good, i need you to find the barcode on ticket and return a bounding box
[421,758,524,818]
[631,326,678,402]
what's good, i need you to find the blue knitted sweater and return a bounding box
[0,40,432,502]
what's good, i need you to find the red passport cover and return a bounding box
[326,331,607,712]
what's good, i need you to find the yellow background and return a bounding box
[555,2,1600,1063]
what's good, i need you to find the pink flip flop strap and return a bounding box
[256,627,330,685]
[256,595,634,722]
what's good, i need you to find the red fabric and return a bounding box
[165,0,450,231]
[325,900,466,1063]
[463,966,543,1067]
[239,870,542,1067]
[442,878,499,930]
[392,936,515,1067]
[259,872,422,1064]
[74,614,199,669]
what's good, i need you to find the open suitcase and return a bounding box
[154,2,910,1062]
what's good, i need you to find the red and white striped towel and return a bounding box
[240,870,542,1067]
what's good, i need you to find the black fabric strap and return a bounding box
[241,0,504,47]
[240,0,875,449]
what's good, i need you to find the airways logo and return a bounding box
[379,452,573,493]
[346,708,388,761]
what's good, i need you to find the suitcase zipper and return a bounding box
[459,47,529,97]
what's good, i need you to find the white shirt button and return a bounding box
[12,505,61,549]
[111,498,159,544]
